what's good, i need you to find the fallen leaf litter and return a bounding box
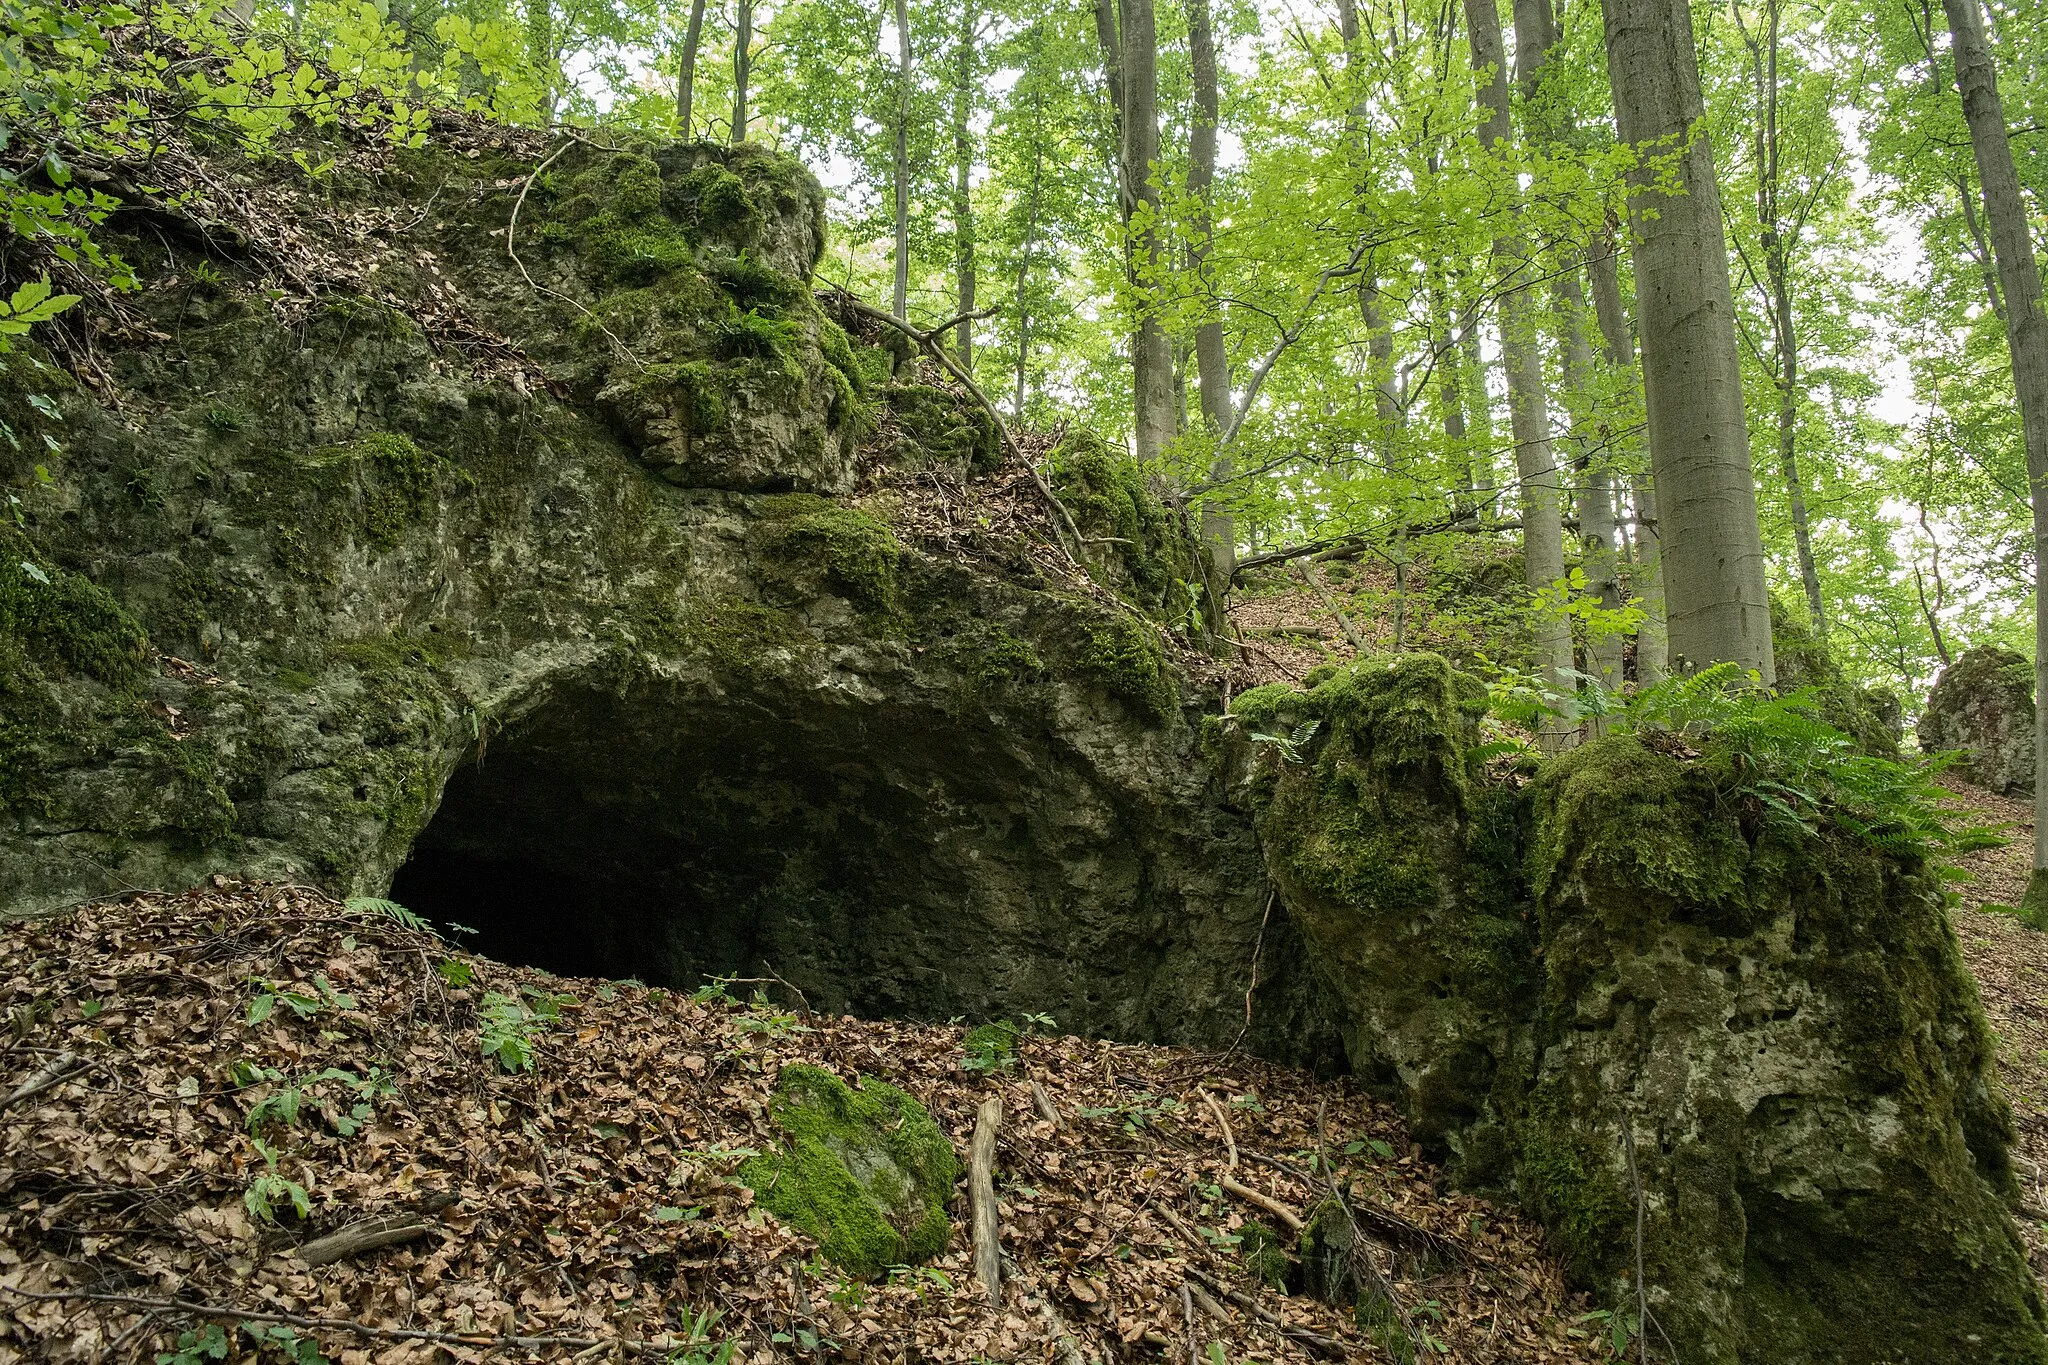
[0,883,1610,1363]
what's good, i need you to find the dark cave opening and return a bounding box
[388,680,991,1011]
[385,675,1344,1062]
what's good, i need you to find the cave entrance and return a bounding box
[390,678,1029,1018]
[388,673,1340,1059]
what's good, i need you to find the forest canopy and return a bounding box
[3,0,2045,709]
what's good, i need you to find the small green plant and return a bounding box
[244,1137,311,1223]
[156,1325,228,1365]
[1571,1307,1640,1360]
[243,1066,394,1136]
[961,1020,1020,1073]
[1248,718,1321,764]
[246,974,355,1024]
[477,989,573,1071]
[665,1305,736,1365]
[344,895,433,933]
[436,957,474,987]
[242,1324,328,1364]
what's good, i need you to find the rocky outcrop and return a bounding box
[1225,660,2046,1364]
[1922,646,2037,794]
[0,137,1338,1064]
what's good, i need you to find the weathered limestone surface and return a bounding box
[1922,646,2037,794]
[0,138,1337,1062]
[1226,659,2046,1363]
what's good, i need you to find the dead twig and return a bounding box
[1218,1175,1300,1232]
[1200,1089,1238,1170]
[288,1212,432,1268]
[2,1051,84,1112]
[3,1288,664,1356]
[1181,1267,1346,1360]
[1030,1080,1061,1129]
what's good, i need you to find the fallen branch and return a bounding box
[1293,561,1363,651]
[1181,1268,1346,1360]
[3,1288,663,1357]
[289,1212,432,1267]
[970,1095,1003,1305]
[1030,1080,1061,1129]
[3,1052,83,1112]
[1200,1090,1238,1171]
[1218,1176,1301,1233]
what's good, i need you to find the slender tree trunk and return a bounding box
[1121,0,1174,462]
[1600,0,1773,680]
[730,0,752,144]
[1589,227,1669,684]
[1013,137,1042,419]
[1429,268,1473,507]
[1460,287,1496,500]
[1942,0,2048,904]
[892,0,911,319]
[677,0,707,136]
[1514,0,1621,710]
[1465,0,1574,747]
[1188,0,1233,574]
[1746,0,1825,638]
[952,2,978,371]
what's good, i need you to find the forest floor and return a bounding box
[1938,779,2048,1282]
[0,888,1611,1365]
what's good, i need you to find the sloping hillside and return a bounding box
[0,887,1610,1363]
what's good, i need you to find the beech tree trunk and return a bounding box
[676,0,707,136]
[1188,0,1233,574]
[1589,228,1669,684]
[1120,0,1175,463]
[1514,0,1622,710]
[730,0,752,144]
[952,2,978,371]
[892,0,911,319]
[1464,0,1574,746]
[1941,0,2048,902]
[1601,0,1773,681]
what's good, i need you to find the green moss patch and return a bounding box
[754,498,903,617]
[1075,612,1175,721]
[737,1064,958,1277]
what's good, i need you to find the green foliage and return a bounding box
[343,895,432,933]
[960,1019,1019,1072]
[1603,662,2000,868]
[478,987,574,1072]
[1075,612,1176,721]
[243,1135,312,1224]
[156,1325,229,1365]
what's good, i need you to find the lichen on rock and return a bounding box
[737,1064,958,1276]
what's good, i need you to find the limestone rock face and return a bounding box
[1227,660,2047,1364]
[0,136,1338,1064]
[1921,646,2037,794]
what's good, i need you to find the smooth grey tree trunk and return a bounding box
[1514,0,1623,709]
[952,2,978,371]
[1121,0,1175,463]
[1589,229,1669,684]
[1601,0,1774,681]
[676,0,706,136]
[1942,0,2048,903]
[892,0,911,319]
[1465,0,1575,746]
[1188,0,1233,574]
[730,0,752,144]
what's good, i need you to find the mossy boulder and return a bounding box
[1921,646,2036,794]
[1049,433,1202,622]
[737,1065,958,1276]
[1231,657,2047,1363]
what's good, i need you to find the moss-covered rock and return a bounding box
[1232,659,2047,1363]
[1049,433,1202,623]
[737,1065,958,1276]
[1921,645,2036,795]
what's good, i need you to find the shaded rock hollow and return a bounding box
[0,128,2039,1362]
